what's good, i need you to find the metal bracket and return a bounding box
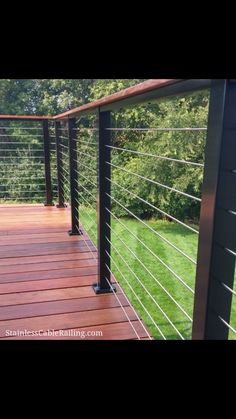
[92,283,116,294]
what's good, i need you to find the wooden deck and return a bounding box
[0,205,150,340]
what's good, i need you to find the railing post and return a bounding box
[55,121,67,208]
[68,118,81,235]
[192,79,236,339]
[42,119,53,206]
[93,110,116,294]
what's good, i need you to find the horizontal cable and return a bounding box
[0,127,42,130]
[106,210,193,321]
[106,145,204,167]
[225,248,236,257]
[218,316,236,334]
[0,176,45,180]
[77,214,97,241]
[73,221,97,256]
[75,198,97,229]
[59,150,69,160]
[220,282,236,296]
[0,190,46,194]
[107,162,201,202]
[105,254,166,339]
[0,134,42,137]
[108,277,145,339]
[63,186,70,197]
[76,144,97,154]
[76,150,97,161]
[0,197,45,200]
[106,201,197,278]
[61,166,70,176]
[74,182,97,201]
[0,183,46,186]
[75,160,97,175]
[106,204,194,294]
[59,135,69,140]
[0,156,44,160]
[106,233,185,339]
[60,186,68,198]
[59,160,69,168]
[0,149,44,152]
[0,142,42,145]
[76,191,97,213]
[104,275,143,340]
[105,275,152,340]
[106,127,207,132]
[106,214,194,301]
[73,128,98,131]
[60,172,69,182]
[75,139,97,146]
[108,183,198,234]
[75,169,97,188]
[0,163,44,166]
[107,209,196,289]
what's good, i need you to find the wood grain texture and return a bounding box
[0,205,150,340]
[54,80,180,120]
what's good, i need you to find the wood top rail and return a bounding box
[0,115,53,121]
[53,79,181,120]
[0,79,211,122]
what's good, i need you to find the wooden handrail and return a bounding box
[0,115,53,120]
[0,79,210,122]
[53,79,181,120]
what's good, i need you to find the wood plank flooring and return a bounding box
[0,205,150,340]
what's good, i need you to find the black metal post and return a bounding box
[68,118,81,235]
[42,120,53,206]
[93,110,116,294]
[192,79,236,339]
[55,121,67,208]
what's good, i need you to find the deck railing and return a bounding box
[0,79,235,339]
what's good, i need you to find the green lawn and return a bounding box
[79,205,236,340]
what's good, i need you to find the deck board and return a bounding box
[0,205,150,340]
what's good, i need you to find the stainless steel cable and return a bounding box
[75,197,97,229]
[107,161,201,202]
[60,150,69,160]
[75,169,97,188]
[106,208,194,294]
[106,145,204,167]
[105,210,194,294]
[108,190,199,235]
[106,234,185,339]
[77,150,97,161]
[75,139,97,146]
[61,167,70,176]
[74,160,97,175]
[106,180,196,263]
[220,281,236,296]
[106,127,207,132]
[75,192,97,213]
[106,177,198,249]
[105,253,166,339]
[106,210,192,320]
[218,316,236,334]
[75,181,97,201]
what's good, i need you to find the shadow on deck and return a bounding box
[0,205,150,340]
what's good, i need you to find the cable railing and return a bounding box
[0,78,235,340]
[0,121,49,203]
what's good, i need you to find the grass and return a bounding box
[0,199,234,340]
[80,205,236,340]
